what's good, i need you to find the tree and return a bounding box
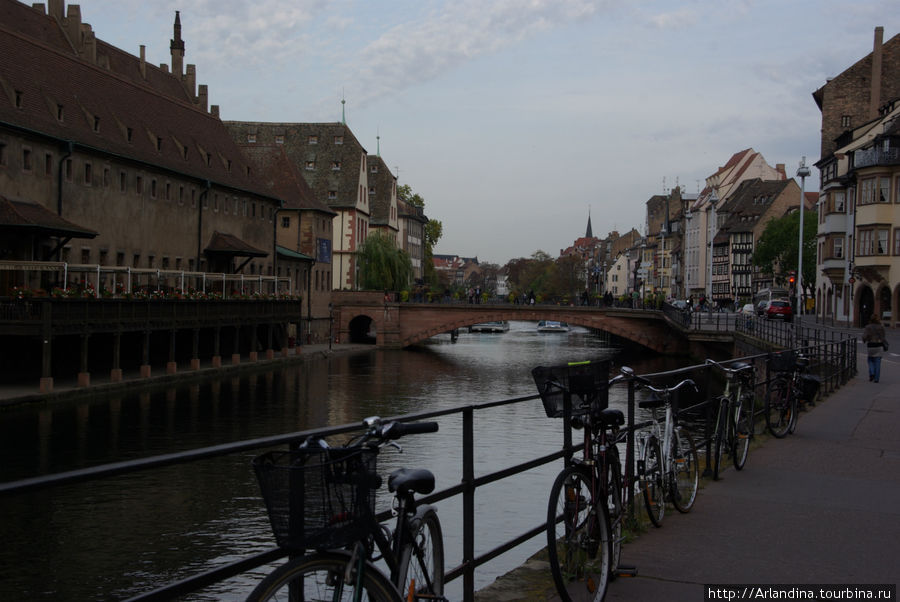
[356,232,412,291]
[753,210,817,291]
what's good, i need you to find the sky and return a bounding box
[67,0,895,265]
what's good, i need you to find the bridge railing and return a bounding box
[0,338,857,602]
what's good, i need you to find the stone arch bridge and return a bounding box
[331,292,696,354]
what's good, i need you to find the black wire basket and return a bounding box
[768,350,796,373]
[253,447,380,551]
[532,360,610,418]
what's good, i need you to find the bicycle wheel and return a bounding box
[546,465,611,602]
[732,396,752,470]
[765,377,794,438]
[639,436,664,527]
[605,447,623,578]
[670,428,699,513]
[246,551,401,602]
[397,508,444,600]
[712,398,728,481]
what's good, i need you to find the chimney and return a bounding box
[186,64,197,97]
[48,0,62,21]
[170,10,184,77]
[65,4,81,50]
[81,25,96,64]
[198,84,208,112]
[32,4,47,15]
[139,44,146,79]
[870,26,884,119]
[210,105,220,119]
[160,63,169,73]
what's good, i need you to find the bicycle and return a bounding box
[632,373,700,527]
[765,350,819,438]
[705,359,756,480]
[532,360,636,602]
[249,416,445,602]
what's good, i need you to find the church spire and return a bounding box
[585,207,593,239]
[170,11,184,77]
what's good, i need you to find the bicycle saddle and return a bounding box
[388,468,435,495]
[597,408,625,427]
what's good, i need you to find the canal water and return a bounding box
[0,321,694,601]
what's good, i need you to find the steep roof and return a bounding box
[367,154,396,226]
[719,179,792,233]
[0,1,274,198]
[0,194,97,237]
[238,145,334,215]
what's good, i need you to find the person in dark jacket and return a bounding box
[862,314,887,383]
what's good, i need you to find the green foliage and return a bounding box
[503,250,586,303]
[753,210,817,288]
[357,232,412,291]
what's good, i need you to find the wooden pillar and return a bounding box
[110,332,122,382]
[190,328,200,370]
[248,325,258,362]
[77,333,90,387]
[140,330,152,378]
[39,302,53,393]
[231,325,241,365]
[166,330,177,374]
[211,326,221,368]
[265,323,275,360]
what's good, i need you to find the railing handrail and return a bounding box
[0,337,857,602]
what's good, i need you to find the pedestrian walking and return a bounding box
[862,314,887,383]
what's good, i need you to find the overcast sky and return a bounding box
[73,0,893,265]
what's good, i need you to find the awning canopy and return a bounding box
[204,231,268,258]
[0,195,97,239]
[276,245,314,261]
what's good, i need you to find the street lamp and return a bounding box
[796,157,811,323]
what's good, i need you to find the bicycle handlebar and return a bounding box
[705,358,755,376]
[636,377,698,397]
[305,417,439,450]
[381,420,439,440]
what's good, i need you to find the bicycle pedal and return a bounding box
[615,564,638,578]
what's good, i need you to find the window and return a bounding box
[305,161,315,170]
[83,162,92,185]
[103,167,110,187]
[331,161,341,170]
[133,253,141,268]
[833,237,843,259]
[0,141,6,166]
[275,135,284,144]
[878,229,889,255]
[834,191,845,212]
[57,104,64,121]
[895,229,900,256]
[14,90,23,108]
[328,190,337,200]
[127,127,133,143]
[334,136,343,145]
[81,248,91,264]
[22,148,32,171]
[45,153,52,176]
[93,115,100,133]
[165,182,171,201]
[179,186,184,205]
[135,175,143,195]
[841,115,851,128]
[281,216,290,228]
[371,164,378,173]
[860,178,875,204]
[368,186,375,195]
[247,134,257,143]
[150,179,157,198]
[879,177,890,203]
[116,252,125,266]
[156,137,163,151]
[308,135,318,144]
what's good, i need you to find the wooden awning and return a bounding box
[204,231,268,258]
[0,196,97,239]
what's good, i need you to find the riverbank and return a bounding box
[0,343,375,409]
[474,349,900,601]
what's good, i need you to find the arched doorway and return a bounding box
[857,286,874,327]
[348,315,376,344]
[879,286,892,323]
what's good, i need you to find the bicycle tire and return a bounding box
[397,508,444,600]
[712,398,728,480]
[765,377,794,438]
[670,428,699,513]
[245,551,401,602]
[732,396,752,470]
[546,465,611,602]
[605,447,623,578]
[639,436,664,527]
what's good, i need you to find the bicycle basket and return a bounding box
[531,360,610,418]
[768,350,796,373]
[252,447,379,551]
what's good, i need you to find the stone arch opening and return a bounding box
[348,315,376,344]
[857,285,874,327]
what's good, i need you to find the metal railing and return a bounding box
[0,338,856,601]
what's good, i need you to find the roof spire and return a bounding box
[586,206,593,239]
[377,129,380,156]
[341,92,346,125]
[170,10,184,77]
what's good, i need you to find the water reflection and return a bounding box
[0,321,699,601]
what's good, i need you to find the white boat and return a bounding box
[470,321,510,333]
[537,320,569,333]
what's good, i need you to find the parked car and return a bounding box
[756,301,769,316]
[766,300,793,322]
[740,303,755,315]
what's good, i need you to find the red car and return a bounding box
[766,299,793,322]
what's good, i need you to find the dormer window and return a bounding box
[371,165,378,173]
[331,161,341,170]
[275,135,284,144]
[334,136,343,145]
[308,135,318,144]
[247,134,257,143]
[14,90,23,108]
[328,190,337,199]
[305,161,315,170]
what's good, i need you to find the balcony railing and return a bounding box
[853,147,900,169]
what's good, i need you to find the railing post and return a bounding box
[462,406,475,602]
[626,379,635,518]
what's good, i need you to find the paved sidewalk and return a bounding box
[476,346,900,601]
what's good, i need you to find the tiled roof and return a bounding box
[0,2,275,199]
[238,145,334,215]
[719,179,791,233]
[0,194,97,237]
[367,154,395,226]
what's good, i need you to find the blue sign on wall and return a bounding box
[317,238,332,264]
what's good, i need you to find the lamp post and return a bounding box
[707,190,718,313]
[796,157,811,325]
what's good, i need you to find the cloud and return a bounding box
[341,0,608,106]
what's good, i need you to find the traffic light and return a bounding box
[789,274,795,285]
